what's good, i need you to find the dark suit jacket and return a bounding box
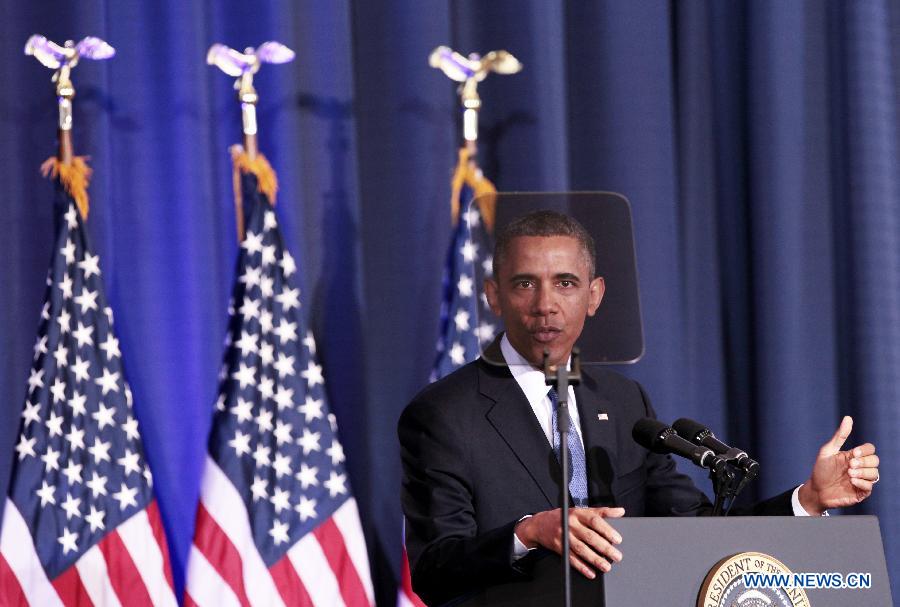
[399,341,793,605]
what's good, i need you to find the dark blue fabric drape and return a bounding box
[1,1,897,603]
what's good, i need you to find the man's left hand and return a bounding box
[799,416,879,516]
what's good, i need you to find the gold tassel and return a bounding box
[450,147,496,233]
[231,146,279,205]
[41,156,92,219]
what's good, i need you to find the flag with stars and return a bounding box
[430,147,501,381]
[0,167,177,606]
[185,154,373,607]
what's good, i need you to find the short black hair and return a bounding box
[492,210,596,278]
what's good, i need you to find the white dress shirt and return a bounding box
[501,334,583,450]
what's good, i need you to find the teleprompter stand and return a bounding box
[542,348,583,607]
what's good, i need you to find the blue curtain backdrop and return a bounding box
[1,0,897,602]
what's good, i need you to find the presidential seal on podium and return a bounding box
[698,551,810,607]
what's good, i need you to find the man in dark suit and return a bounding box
[399,210,880,606]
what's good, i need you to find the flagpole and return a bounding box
[207,42,295,241]
[56,69,74,165]
[429,46,522,151]
[25,35,115,218]
[238,71,259,161]
[24,36,116,165]
[461,76,480,159]
[429,46,520,228]
[234,67,260,240]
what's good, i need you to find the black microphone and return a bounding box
[672,418,759,477]
[632,418,726,472]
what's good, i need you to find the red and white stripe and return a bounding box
[185,456,374,607]
[0,498,177,607]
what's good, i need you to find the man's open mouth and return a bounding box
[531,326,562,343]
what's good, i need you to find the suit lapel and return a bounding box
[575,370,619,506]
[478,341,561,509]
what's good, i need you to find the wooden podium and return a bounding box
[457,516,893,606]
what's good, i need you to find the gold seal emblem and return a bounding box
[698,552,810,607]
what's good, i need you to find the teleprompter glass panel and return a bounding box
[469,192,644,366]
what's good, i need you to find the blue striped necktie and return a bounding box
[549,387,588,507]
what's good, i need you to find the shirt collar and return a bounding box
[500,333,569,408]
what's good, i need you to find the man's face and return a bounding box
[485,235,604,368]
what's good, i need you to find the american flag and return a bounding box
[399,149,500,607]
[185,164,373,607]
[0,179,177,606]
[430,151,500,380]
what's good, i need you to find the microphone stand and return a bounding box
[710,465,736,516]
[710,458,758,516]
[543,348,582,607]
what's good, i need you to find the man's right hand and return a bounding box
[514,507,625,579]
